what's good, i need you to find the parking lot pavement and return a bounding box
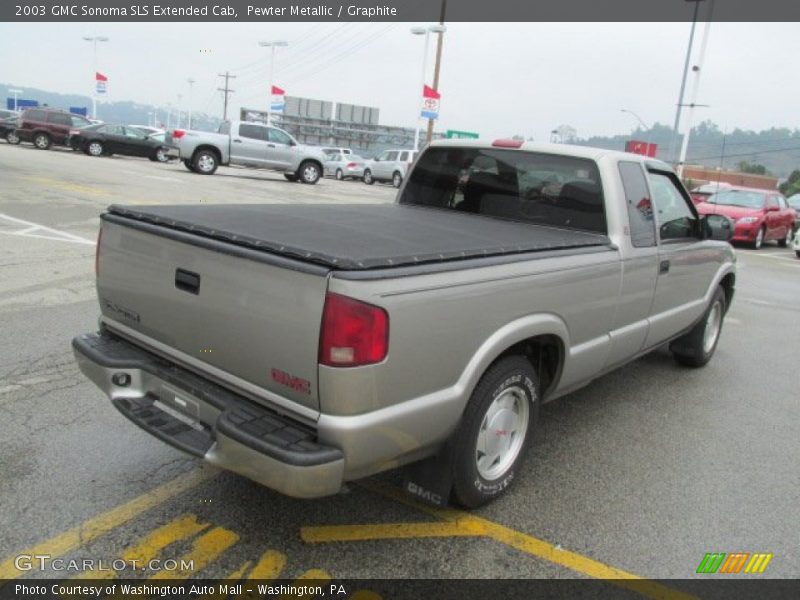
[1,144,798,591]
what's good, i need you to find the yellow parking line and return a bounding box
[0,468,217,579]
[335,483,698,600]
[150,526,239,580]
[24,176,111,197]
[301,521,483,543]
[247,549,288,579]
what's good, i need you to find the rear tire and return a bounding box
[283,173,298,182]
[33,132,51,150]
[778,227,792,248]
[392,171,403,188]
[183,159,195,172]
[363,169,374,185]
[193,149,218,175]
[451,356,538,508]
[670,286,726,368]
[153,147,169,163]
[335,169,343,181]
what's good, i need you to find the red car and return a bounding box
[695,187,796,249]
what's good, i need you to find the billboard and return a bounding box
[336,102,379,125]
[625,140,657,158]
[283,96,332,120]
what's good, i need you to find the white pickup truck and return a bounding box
[73,139,736,508]
[168,120,327,184]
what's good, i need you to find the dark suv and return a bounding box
[16,108,93,150]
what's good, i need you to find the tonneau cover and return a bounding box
[106,203,611,271]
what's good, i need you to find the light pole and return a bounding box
[258,40,288,126]
[410,24,446,152]
[166,103,172,129]
[186,78,195,129]
[8,88,23,112]
[621,108,652,147]
[82,35,109,120]
[667,0,703,165]
[176,94,183,129]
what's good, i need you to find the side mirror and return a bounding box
[702,214,734,242]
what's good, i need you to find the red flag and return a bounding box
[96,72,108,82]
[271,85,285,95]
[422,84,440,99]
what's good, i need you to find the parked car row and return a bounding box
[320,147,418,188]
[693,186,796,249]
[2,107,175,163]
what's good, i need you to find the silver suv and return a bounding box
[363,148,417,188]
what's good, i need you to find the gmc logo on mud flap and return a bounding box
[270,368,311,395]
[406,482,443,505]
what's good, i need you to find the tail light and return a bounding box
[172,129,186,139]
[319,293,389,367]
[347,162,357,169]
[95,228,103,277]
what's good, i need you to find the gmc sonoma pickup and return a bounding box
[167,120,326,183]
[73,140,735,507]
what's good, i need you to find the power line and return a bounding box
[687,144,800,162]
[217,72,236,120]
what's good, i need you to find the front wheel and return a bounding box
[5,130,20,145]
[392,171,403,188]
[87,140,104,157]
[451,356,538,508]
[298,161,321,184]
[671,286,726,368]
[363,169,374,185]
[335,169,343,181]
[153,147,169,163]
[752,226,765,249]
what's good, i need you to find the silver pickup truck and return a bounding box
[73,139,735,508]
[168,120,326,184]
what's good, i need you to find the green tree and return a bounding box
[779,169,800,196]
[736,160,771,176]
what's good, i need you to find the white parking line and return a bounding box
[144,175,182,183]
[0,213,96,246]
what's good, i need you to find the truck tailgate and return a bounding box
[96,216,329,414]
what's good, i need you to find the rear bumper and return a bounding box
[166,147,181,159]
[72,331,345,498]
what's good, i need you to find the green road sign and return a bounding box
[445,129,479,139]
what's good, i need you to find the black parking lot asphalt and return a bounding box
[1,143,798,596]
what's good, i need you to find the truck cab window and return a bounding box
[618,161,656,247]
[648,171,698,241]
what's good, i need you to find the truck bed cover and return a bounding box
[105,203,612,271]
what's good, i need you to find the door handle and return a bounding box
[233,139,242,143]
[267,143,276,147]
[175,269,200,295]
[659,260,670,274]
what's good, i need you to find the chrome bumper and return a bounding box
[72,331,344,499]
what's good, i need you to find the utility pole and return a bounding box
[425,0,447,145]
[187,78,195,129]
[217,71,236,121]
[668,0,703,165]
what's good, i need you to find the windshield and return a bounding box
[706,190,766,209]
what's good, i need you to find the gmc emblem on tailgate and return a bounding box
[270,368,311,395]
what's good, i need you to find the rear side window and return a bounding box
[385,151,399,161]
[239,124,266,141]
[25,109,46,122]
[49,113,71,126]
[399,147,607,233]
[618,161,656,247]
[268,128,292,145]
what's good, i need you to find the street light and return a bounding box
[410,24,446,152]
[186,78,196,129]
[176,94,183,129]
[621,108,651,147]
[8,88,23,112]
[258,40,288,126]
[82,35,110,120]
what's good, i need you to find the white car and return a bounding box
[792,227,800,258]
[363,148,417,188]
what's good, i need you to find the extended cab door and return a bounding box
[373,150,397,179]
[644,168,718,347]
[264,127,295,170]
[603,160,659,369]
[230,122,269,166]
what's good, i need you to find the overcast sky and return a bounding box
[0,22,797,140]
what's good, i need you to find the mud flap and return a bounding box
[402,443,455,507]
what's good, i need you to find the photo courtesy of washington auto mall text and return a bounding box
[1,0,799,598]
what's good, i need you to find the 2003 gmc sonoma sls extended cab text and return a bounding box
[73,139,736,507]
